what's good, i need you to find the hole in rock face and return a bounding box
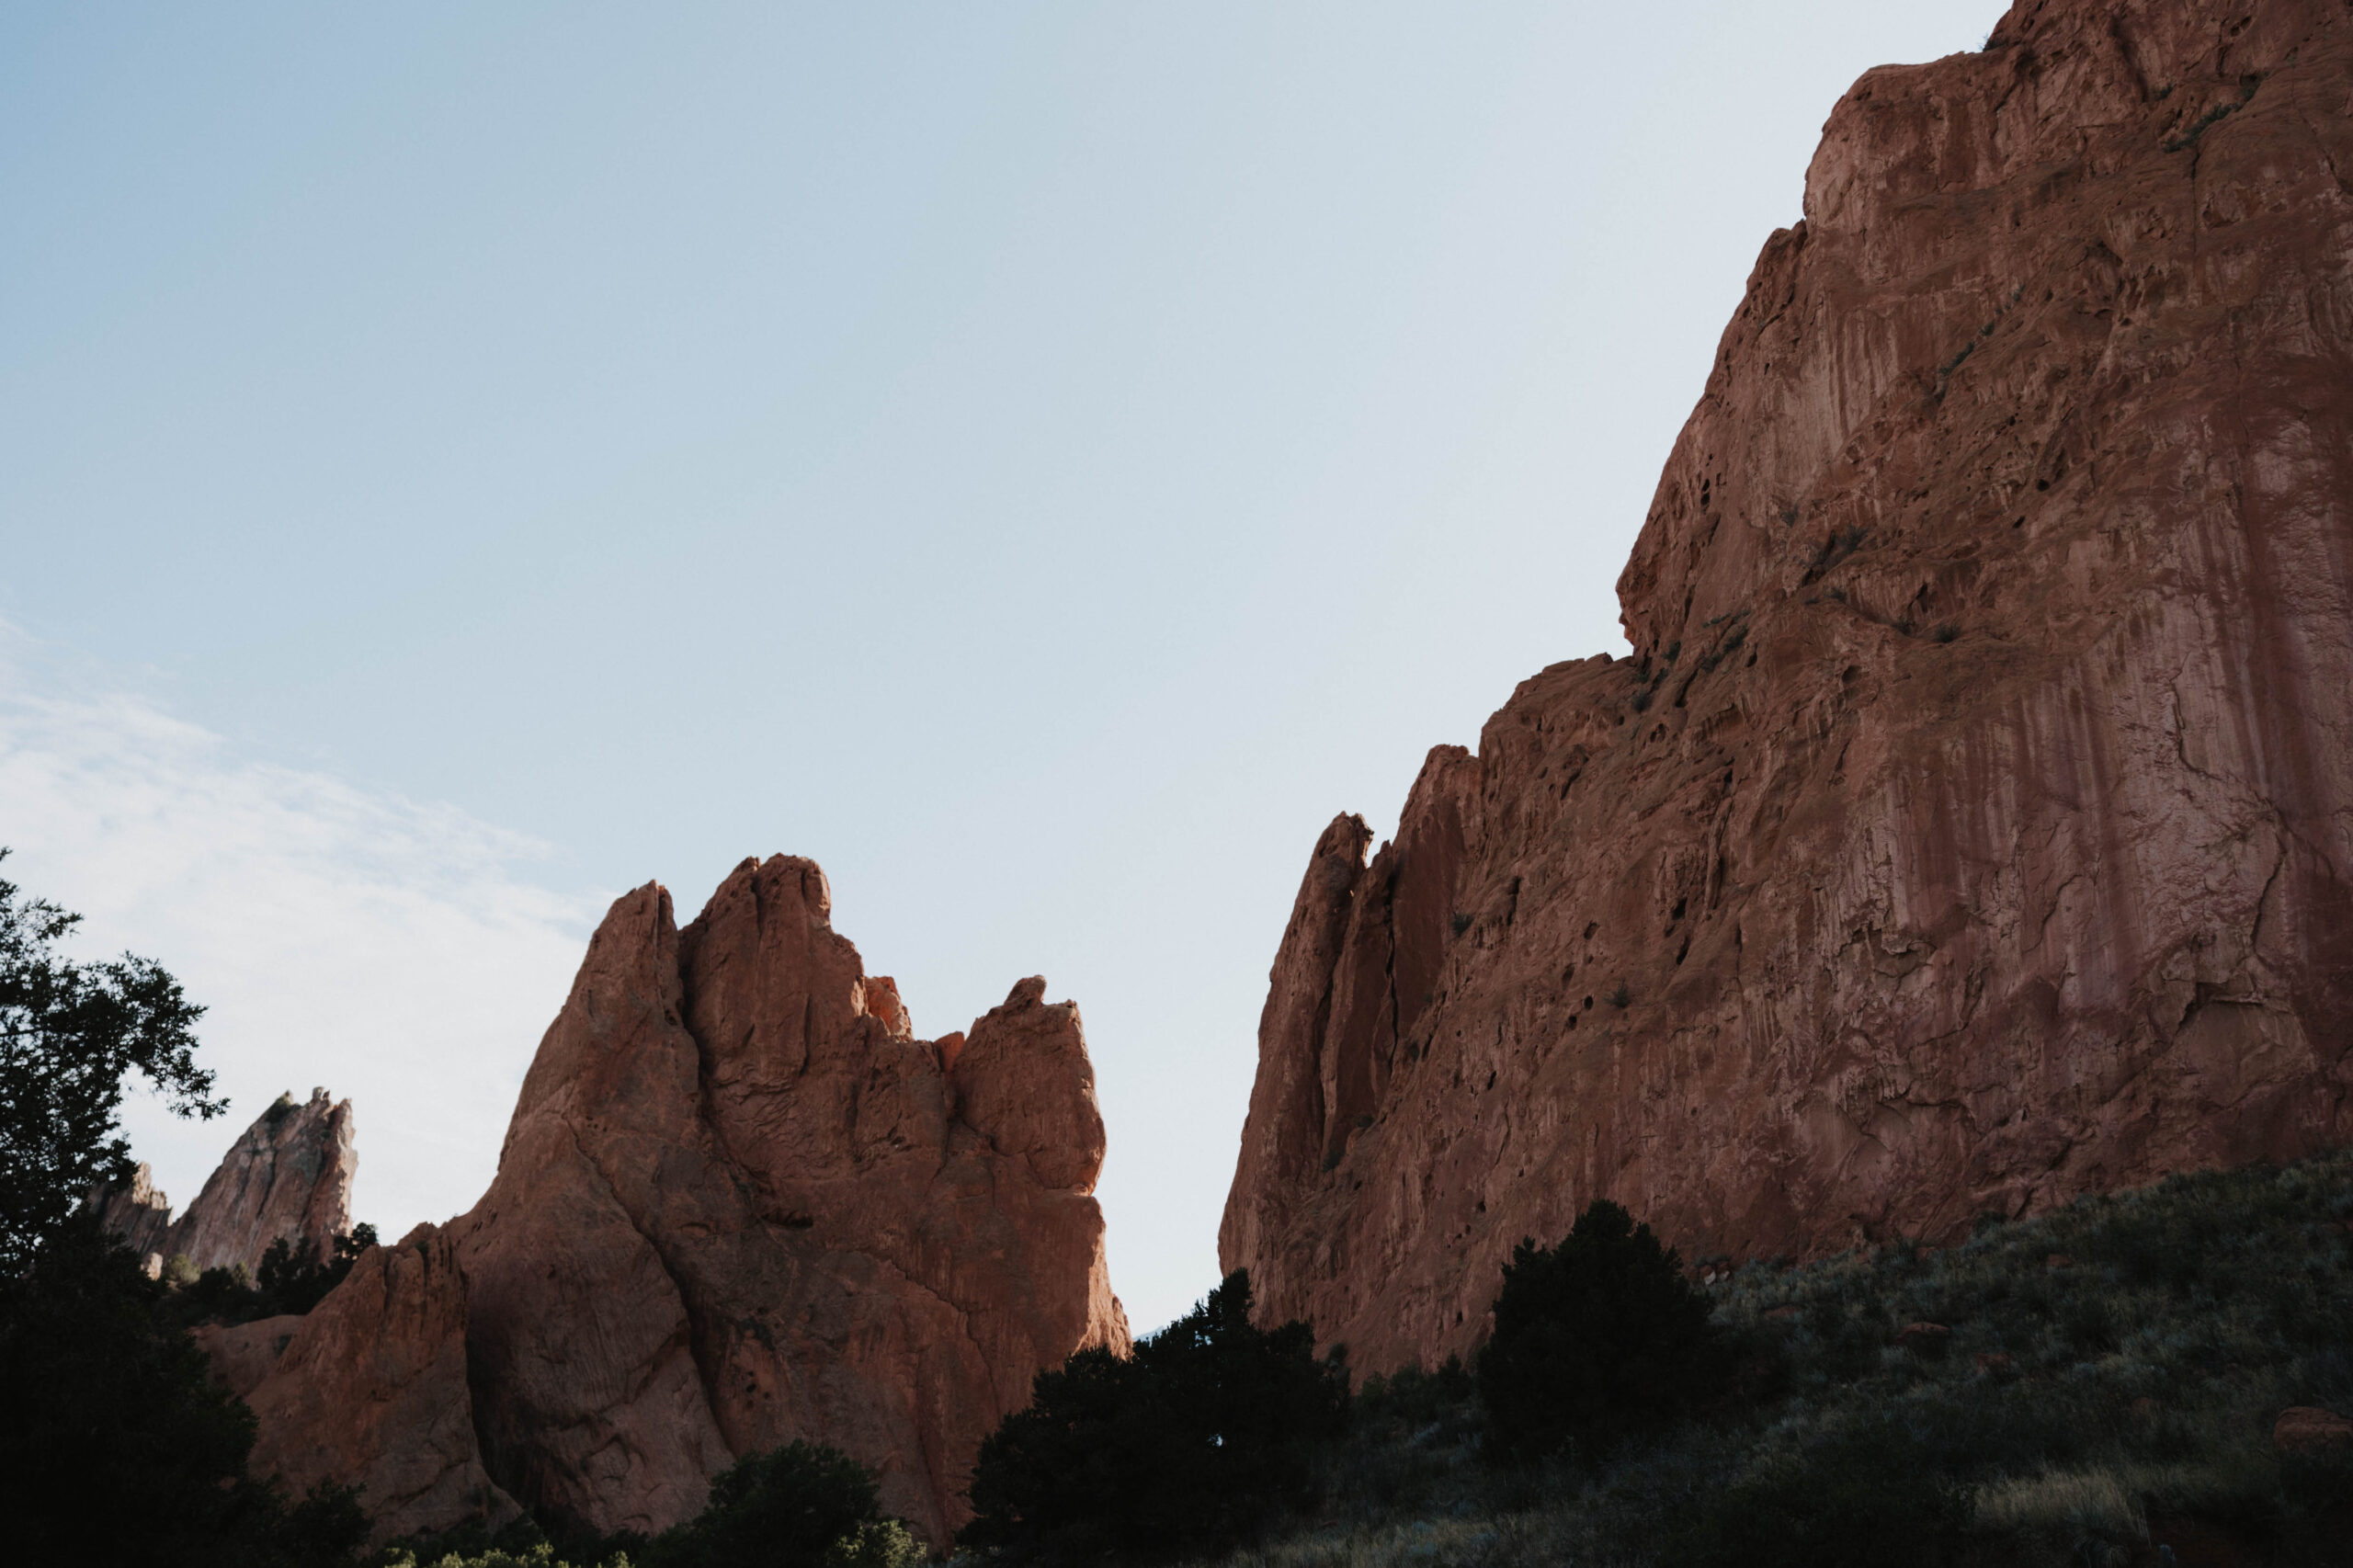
[1671,898,1688,920]
[1584,995,1596,1010]
[1567,1016,1577,1030]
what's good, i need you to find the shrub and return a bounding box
[160,1222,382,1328]
[961,1269,1348,1562]
[1355,1355,1473,1429]
[1477,1199,1728,1460]
[649,1441,885,1568]
[257,1222,381,1314]
[824,1518,926,1568]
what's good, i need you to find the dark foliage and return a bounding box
[1477,1199,1729,1460]
[375,1509,577,1565]
[1665,1421,1969,1568]
[156,1222,385,1330]
[1157,1155,2353,1568]
[1355,1354,1473,1430]
[261,1223,382,1313]
[642,1441,884,1568]
[0,850,222,1272]
[0,1216,367,1566]
[960,1269,1349,1562]
[394,1444,915,1568]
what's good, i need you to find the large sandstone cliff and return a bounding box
[90,1087,356,1276]
[1222,0,2353,1376]
[224,856,1124,1549]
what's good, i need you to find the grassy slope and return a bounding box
[1194,1149,2353,1568]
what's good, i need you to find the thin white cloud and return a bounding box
[0,646,601,1240]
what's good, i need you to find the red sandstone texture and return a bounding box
[89,1087,356,1276]
[236,1225,520,1544]
[1223,0,2353,1376]
[224,857,1123,1549]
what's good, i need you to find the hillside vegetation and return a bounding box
[1184,1149,2353,1568]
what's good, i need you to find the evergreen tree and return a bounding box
[961,1270,1347,1562]
[1478,1199,1728,1460]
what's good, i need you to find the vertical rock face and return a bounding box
[90,1087,356,1276]
[452,857,1125,1546]
[1223,0,2353,1376]
[234,1224,521,1545]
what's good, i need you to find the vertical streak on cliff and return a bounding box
[1222,0,2353,1375]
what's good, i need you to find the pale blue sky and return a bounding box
[2,2,2000,1335]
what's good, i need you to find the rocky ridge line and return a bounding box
[89,1087,356,1278]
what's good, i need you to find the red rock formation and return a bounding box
[190,1313,305,1402]
[450,858,1124,1544]
[236,1225,522,1544]
[85,1162,176,1265]
[1222,0,2353,1376]
[89,1087,356,1277]
[218,856,1122,1549]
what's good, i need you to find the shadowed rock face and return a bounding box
[89,1088,355,1276]
[1223,0,2353,1376]
[214,1225,522,1546]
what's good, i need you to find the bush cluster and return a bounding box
[382,1443,925,1568]
[160,1222,384,1329]
[960,1269,1347,1562]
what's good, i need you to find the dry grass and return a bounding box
[1974,1467,2144,1539]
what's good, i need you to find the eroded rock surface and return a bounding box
[445,857,1126,1546]
[90,1088,356,1277]
[238,1225,521,1544]
[217,858,1121,1547]
[1223,0,2353,1375]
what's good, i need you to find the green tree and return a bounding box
[961,1270,1349,1562]
[0,850,220,1273]
[1477,1199,1728,1460]
[0,858,364,1563]
[0,1214,368,1566]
